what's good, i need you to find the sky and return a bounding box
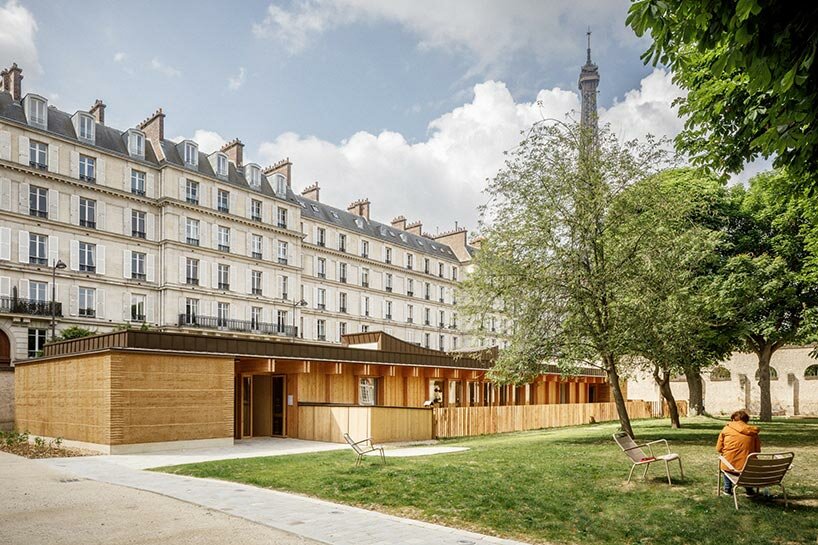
[0,0,768,235]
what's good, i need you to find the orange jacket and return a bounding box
[716,421,761,472]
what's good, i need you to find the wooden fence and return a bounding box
[296,404,433,443]
[646,400,689,418]
[432,401,654,439]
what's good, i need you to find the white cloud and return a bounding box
[150,57,181,77]
[173,130,227,155]
[255,68,683,233]
[0,0,40,74]
[228,67,246,91]
[113,52,126,63]
[252,0,633,71]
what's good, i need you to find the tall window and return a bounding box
[407,278,414,296]
[79,197,96,228]
[132,210,146,238]
[217,226,230,252]
[78,115,95,141]
[251,307,262,329]
[251,199,262,221]
[27,328,47,358]
[424,333,431,349]
[359,377,377,406]
[280,276,289,299]
[277,310,288,332]
[339,292,348,313]
[131,251,146,280]
[361,268,369,288]
[185,298,199,323]
[385,247,392,264]
[79,242,96,273]
[339,321,347,336]
[131,294,146,321]
[385,300,392,320]
[338,233,347,252]
[277,241,288,264]
[424,258,430,274]
[216,154,228,176]
[186,258,199,285]
[317,258,326,279]
[439,286,445,303]
[439,335,445,351]
[407,304,414,323]
[424,307,431,325]
[406,253,414,270]
[385,273,393,292]
[361,240,369,258]
[28,233,47,265]
[274,174,286,196]
[217,302,229,326]
[79,155,96,182]
[28,98,46,126]
[29,186,47,218]
[131,170,146,196]
[185,179,199,204]
[438,262,445,278]
[185,218,199,245]
[439,310,445,327]
[424,282,431,300]
[316,227,326,247]
[452,267,458,281]
[251,270,262,295]
[217,189,230,213]
[317,288,326,310]
[29,140,47,169]
[79,287,96,317]
[317,319,326,340]
[129,132,145,157]
[29,281,47,302]
[247,165,261,187]
[363,296,370,317]
[184,142,198,166]
[251,234,263,259]
[218,264,230,290]
[277,207,287,228]
[339,262,347,283]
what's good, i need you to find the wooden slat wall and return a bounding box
[295,405,433,443]
[433,401,654,438]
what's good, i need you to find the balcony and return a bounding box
[218,282,230,291]
[186,196,199,205]
[186,277,199,286]
[252,252,262,259]
[339,277,347,284]
[132,230,146,239]
[0,296,61,317]
[439,322,446,328]
[278,257,288,265]
[218,244,230,252]
[80,265,97,273]
[317,272,326,279]
[407,317,413,324]
[252,288,262,295]
[218,205,230,213]
[406,264,413,270]
[385,286,392,292]
[80,219,96,229]
[177,314,297,337]
[80,174,96,183]
[424,319,431,326]
[251,214,262,222]
[79,308,96,318]
[424,294,430,300]
[407,291,414,297]
[339,306,347,313]
[131,272,146,280]
[131,188,146,196]
[131,314,146,322]
[317,241,326,247]
[317,303,326,310]
[361,281,369,288]
[29,160,47,170]
[29,208,47,218]
[186,238,200,246]
[386,314,392,320]
[29,256,47,266]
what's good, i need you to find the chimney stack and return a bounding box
[391,216,407,231]
[347,198,370,220]
[137,108,166,160]
[262,158,292,186]
[89,99,106,125]
[469,236,485,250]
[301,182,320,202]
[1,63,23,101]
[406,220,422,235]
[221,138,244,167]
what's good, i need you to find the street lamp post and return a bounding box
[50,259,67,340]
[291,298,307,338]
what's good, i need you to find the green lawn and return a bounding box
[157,417,818,545]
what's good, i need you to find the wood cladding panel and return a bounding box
[252,375,273,436]
[15,354,111,444]
[295,405,432,443]
[433,401,654,438]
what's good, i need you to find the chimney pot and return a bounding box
[406,220,423,235]
[89,99,106,125]
[137,108,166,160]
[5,63,23,101]
[220,138,244,167]
[301,182,320,202]
[391,215,407,230]
[347,198,370,220]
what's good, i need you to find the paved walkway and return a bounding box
[42,451,526,545]
[0,452,317,545]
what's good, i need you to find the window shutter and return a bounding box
[246,269,252,295]
[211,262,219,289]
[0,130,10,161]
[18,182,28,214]
[17,135,29,165]
[313,287,318,309]
[230,193,237,214]
[96,157,106,184]
[230,302,238,320]
[96,289,105,319]
[48,144,59,174]
[17,231,28,263]
[246,197,252,218]
[246,234,252,256]
[48,189,59,220]
[230,265,238,292]
[48,236,58,266]
[179,256,186,283]
[265,271,273,297]
[0,178,9,211]
[146,213,155,240]
[178,177,186,200]
[211,224,218,248]
[0,228,10,261]
[97,245,106,275]
[146,254,155,282]
[97,201,106,231]
[178,216,185,242]
[69,286,78,316]
[146,294,154,324]
[123,250,132,279]
[200,220,209,247]
[146,173,155,198]
[359,295,365,316]
[19,279,29,299]
[70,195,79,225]
[200,259,209,287]
[122,292,130,321]
[123,207,131,236]
[69,240,79,271]
[326,287,334,312]
[0,276,9,297]
[69,151,79,178]
[212,187,218,210]
[382,300,386,319]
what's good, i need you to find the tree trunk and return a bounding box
[653,364,681,428]
[685,368,705,416]
[606,357,634,438]
[756,343,774,422]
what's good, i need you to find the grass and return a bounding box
[156,417,818,545]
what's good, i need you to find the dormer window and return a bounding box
[24,95,48,129]
[246,164,261,188]
[273,174,287,197]
[183,142,198,167]
[128,130,145,158]
[216,153,228,177]
[77,114,95,142]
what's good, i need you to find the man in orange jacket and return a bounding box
[716,409,761,495]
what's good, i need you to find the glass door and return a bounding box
[272,376,286,436]
[242,375,252,437]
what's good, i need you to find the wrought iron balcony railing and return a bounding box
[0,296,62,317]
[177,314,297,337]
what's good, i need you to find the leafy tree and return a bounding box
[713,170,818,420]
[56,326,95,340]
[627,1,818,184]
[458,120,672,438]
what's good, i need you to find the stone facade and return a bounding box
[627,346,818,416]
[0,65,486,366]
